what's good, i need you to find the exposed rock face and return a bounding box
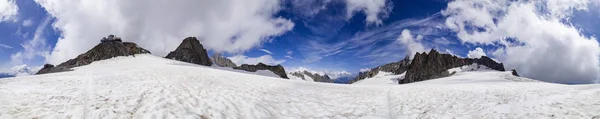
[400,49,506,84]
[165,37,212,66]
[348,56,410,84]
[234,63,289,79]
[512,69,520,76]
[36,36,151,75]
[290,71,333,83]
[212,54,237,68]
[36,64,72,75]
[474,56,505,71]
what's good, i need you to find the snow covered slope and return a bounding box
[353,71,404,85]
[1,55,599,118]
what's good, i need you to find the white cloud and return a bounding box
[10,16,52,65]
[443,49,461,58]
[37,0,392,65]
[359,68,371,72]
[0,64,41,76]
[228,55,286,65]
[0,0,18,22]
[35,0,295,65]
[284,51,293,59]
[287,0,391,25]
[299,13,445,65]
[397,29,426,59]
[433,37,453,45]
[22,19,34,27]
[344,0,391,25]
[0,44,12,49]
[259,49,273,54]
[467,47,487,58]
[443,0,600,84]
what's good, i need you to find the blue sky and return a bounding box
[1,0,600,84]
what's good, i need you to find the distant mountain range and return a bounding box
[31,35,515,85]
[0,64,39,79]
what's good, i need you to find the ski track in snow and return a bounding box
[0,55,599,119]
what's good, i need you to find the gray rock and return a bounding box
[234,63,289,79]
[165,37,213,66]
[36,35,150,75]
[348,56,410,84]
[512,69,520,76]
[400,49,506,84]
[36,64,72,75]
[212,53,237,67]
[289,71,333,83]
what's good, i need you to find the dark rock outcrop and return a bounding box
[36,35,150,75]
[36,64,72,75]
[348,56,411,84]
[473,56,505,71]
[400,49,506,84]
[165,37,212,66]
[234,63,289,79]
[290,71,333,83]
[511,69,520,76]
[212,53,237,67]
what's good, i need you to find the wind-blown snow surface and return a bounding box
[1,55,600,118]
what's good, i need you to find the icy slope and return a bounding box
[1,55,599,118]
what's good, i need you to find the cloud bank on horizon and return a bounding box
[0,0,599,84]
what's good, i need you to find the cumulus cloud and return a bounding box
[35,0,295,65]
[397,29,426,59]
[344,0,392,25]
[259,49,273,54]
[0,0,18,22]
[467,47,486,58]
[228,55,286,65]
[0,64,41,76]
[443,0,600,84]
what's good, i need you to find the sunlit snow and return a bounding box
[1,55,599,118]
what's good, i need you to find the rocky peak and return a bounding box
[400,49,506,84]
[289,71,333,83]
[165,37,212,66]
[212,53,237,68]
[36,35,150,75]
[348,56,411,84]
[234,63,289,79]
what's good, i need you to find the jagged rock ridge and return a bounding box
[289,71,334,83]
[348,56,411,84]
[400,49,505,84]
[37,35,150,75]
[234,63,289,79]
[165,37,212,66]
[212,53,237,67]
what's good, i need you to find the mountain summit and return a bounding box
[165,37,213,66]
[36,35,150,75]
